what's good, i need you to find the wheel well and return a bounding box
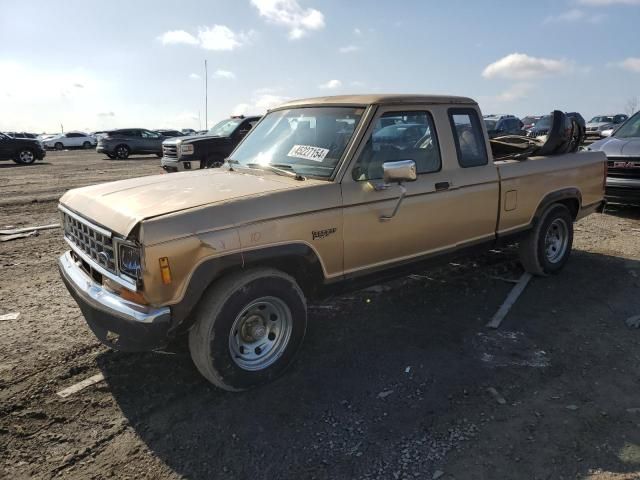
[243,253,325,299]
[556,198,580,219]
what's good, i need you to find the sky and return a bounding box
[1,0,640,133]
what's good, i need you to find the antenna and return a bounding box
[204,60,208,130]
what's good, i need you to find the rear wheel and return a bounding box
[54,142,64,151]
[189,268,307,391]
[114,144,130,159]
[13,148,36,165]
[519,203,574,276]
[82,141,92,149]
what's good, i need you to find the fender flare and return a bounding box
[169,243,326,332]
[532,188,582,225]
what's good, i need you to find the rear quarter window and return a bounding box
[448,108,488,168]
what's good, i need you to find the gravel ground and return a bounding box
[1,150,639,480]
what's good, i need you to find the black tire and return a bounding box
[519,203,574,276]
[106,154,116,159]
[114,144,130,159]
[13,148,37,165]
[189,268,307,391]
[83,141,92,149]
[54,142,64,151]
[156,153,163,158]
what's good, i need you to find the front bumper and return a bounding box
[58,251,172,351]
[160,156,201,172]
[605,177,640,205]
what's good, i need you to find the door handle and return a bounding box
[435,181,450,191]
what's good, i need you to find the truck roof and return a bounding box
[275,94,477,110]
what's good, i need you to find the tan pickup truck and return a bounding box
[58,94,606,390]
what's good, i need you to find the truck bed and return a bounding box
[495,151,606,235]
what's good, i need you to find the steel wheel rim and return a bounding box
[229,296,293,371]
[19,150,34,163]
[544,218,569,263]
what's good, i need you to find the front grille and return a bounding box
[163,144,178,158]
[607,158,640,179]
[62,211,116,273]
[527,129,548,138]
[587,127,598,132]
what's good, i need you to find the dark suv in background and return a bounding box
[96,129,167,159]
[483,114,524,138]
[161,115,261,172]
[0,132,46,165]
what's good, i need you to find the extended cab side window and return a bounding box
[352,111,441,181]
[448,109,488,168]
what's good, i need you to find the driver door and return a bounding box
[341,105,458,274]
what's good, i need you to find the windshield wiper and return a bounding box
[246,163,306,181]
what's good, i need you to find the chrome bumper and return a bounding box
[160,157,201,172]
[58,251,172,351]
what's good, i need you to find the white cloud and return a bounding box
[354,27,362,35]
[232,93,290,116]
[158,25,251,51]
[617,57,640,72]
[251,0,325,39]
[578,0,640,5]
[189,73,201,80]
[97,112,115,117]
[198,25,247,51]
[213,69,236,79]
[339,45,360,53]
[158,30,199,46]
[495,83,534,102]
[319,79,342,89]
[543,9,605,23]
[482,53,572,80]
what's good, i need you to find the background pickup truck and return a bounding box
[161,115,261,172]
[57,94,606,391]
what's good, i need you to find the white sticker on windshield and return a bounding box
[287,145,329,162]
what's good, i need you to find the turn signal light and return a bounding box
[159,257,172,284]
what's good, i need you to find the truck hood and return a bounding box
[590,136,640,156]
[59,169,298,236]
[162,134,226,146]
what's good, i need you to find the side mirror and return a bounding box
[379,160,416,222]
[382,159,417,184]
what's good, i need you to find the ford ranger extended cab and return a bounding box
[57,94,606,391]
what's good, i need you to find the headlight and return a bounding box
[180,144,194,155]
[116,241,142,281]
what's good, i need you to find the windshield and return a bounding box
[613,112,640,139]
[208,118,243,137]
[228,107,364,179]
[484,120,498,130]
[590,116,613,123]
[535,116,551,129]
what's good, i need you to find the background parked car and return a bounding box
[156,129,185,138]
[42,132,97,150]
[589,111,640,205]
[181,128,197,135]
[521,116,542,130]
[161,115,261,172]
[483,114,524,138]
[97,128,167,159]
[3,132,38,139]
[585,114,628,139]
[0,131,46,165]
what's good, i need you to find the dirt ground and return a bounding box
[1,150,640,480]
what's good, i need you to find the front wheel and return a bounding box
[54,142,64,151]
[114,144,130,159]
[83,141,92,149]
[14,149,37,165]
[189,268,307,391]
[519,203,574,276]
